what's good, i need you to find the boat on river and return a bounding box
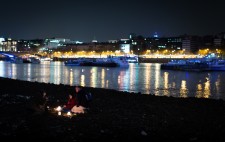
[206,59,225,71]
[10,57,23,64]
[64,56,129,67]
[161,53,225,71]
[117,55,139,63]
[10,57,40,64]
[23,57,40,64]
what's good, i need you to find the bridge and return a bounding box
[0,52,32,61]
[0,51,18,58]
[0,51,41,57]
[0,51,44,61]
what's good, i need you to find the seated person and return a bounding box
[39,91,49,112]
[28,90,49,114]
[71,86,89,114]
[62,94,76,112]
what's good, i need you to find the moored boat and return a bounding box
[206,59,225,71]
[161,53,225,71]
[10,57,23,64]
[64,56,129,67]
[23,57,40,64]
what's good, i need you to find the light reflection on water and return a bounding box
[0,61,225,100]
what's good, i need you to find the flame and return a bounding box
[55,106,62,111]
[67,111,71,116]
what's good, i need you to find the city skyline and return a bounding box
[1,0,225,42]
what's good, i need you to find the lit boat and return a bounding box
[64,56,129,67]
[206,59,225,71]
[22,57,40,64]
[118,55,139,63]
[29,57,41,64]
[40,57,52,61]
[10,57,23,64]
[161,60,209,71]
[161,53,225,71]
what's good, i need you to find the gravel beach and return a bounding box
[1,77,225,142]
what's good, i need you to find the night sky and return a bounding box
[1,0,225,42]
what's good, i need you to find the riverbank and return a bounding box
[0,56,191,63]
[1,77,225,141]
[53,57,187,63]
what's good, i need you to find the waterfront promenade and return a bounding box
[1,77,225,141]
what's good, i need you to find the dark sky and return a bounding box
[1,0,225,42]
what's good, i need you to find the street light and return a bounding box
[137,48,140,64]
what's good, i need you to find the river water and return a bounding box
[0,61,225,100]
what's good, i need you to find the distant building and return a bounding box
[153,32,159,38]
[129,33,136,39]
[92,40,98,43]
[119,44,130,54]
[167,37,182,50]
[200,35,214,49]
[17,39,44,52]
[108,40,118,43]
[0,37,5,51]
[55,38,70,43]
[213,33,225,48]
[45,38,71,49]
[17,40,30,51]
[182,39,191,53]
[118,39,131,54]
[182,36,199,54]
[1,38,17,51]
[214,38,222,47]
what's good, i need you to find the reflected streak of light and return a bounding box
[80,75,85,86]
[145,64,151,94]
[129,64,135,91]
[27,64,31,81]
[180,80,187,98]
[164,72,168,89]
[101,68,105,88]
[122,70,129,91]
[196,84,202,98]
[215,75,220,98]
[0,62,4,76]
[163,72,169,96]
[42,63,47,82]
[203,77,210,98]
[69,69,73,86]
[117,75,121,85]
[106,79,109,88]
[63,68,69,84]
[172,82,176,89]
[73,68,81,85]
[154,64,160,96]
[11,63,17,79]
[90,68,97,87]
[55,62,61,84]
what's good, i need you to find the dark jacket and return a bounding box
[76,89,89,108]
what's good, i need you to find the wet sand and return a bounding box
[1,77,225,142]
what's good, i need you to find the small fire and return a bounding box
[67,111,71,116]
[55,106,62,111]
[58,111,61,116]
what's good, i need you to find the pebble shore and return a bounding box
[1,77,225,142]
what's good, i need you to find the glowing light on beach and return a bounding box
[58,111,61,116]
[67,111,71,116]
[56,106,62,111]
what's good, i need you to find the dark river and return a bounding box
[0,61,225,100]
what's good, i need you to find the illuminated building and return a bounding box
[1,38,17,51]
